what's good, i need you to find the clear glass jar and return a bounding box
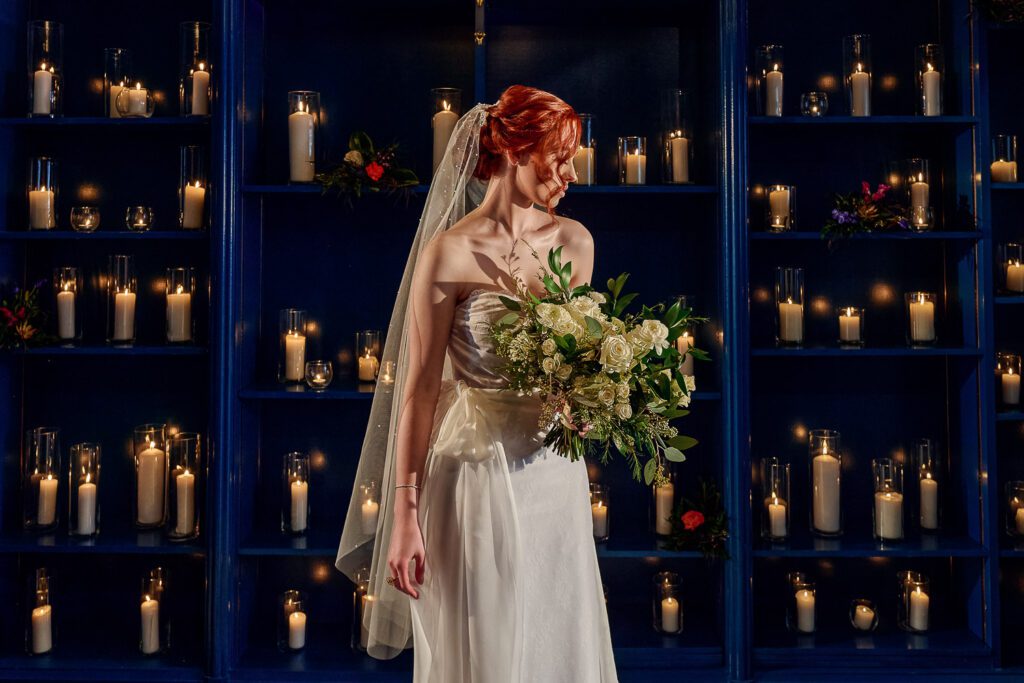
[179,145,208,230]
[283,452,310,535]
[70,206,100,232]
[134,423,168,529]
[775,267,804,345]
[140,567,169,654]
[760,457,790,542]
[107,255,137,344]
[115,82,155,118]
[905,291,938,345]
[590,482,610,542]
[279,309,308,383]
[916,44,943,116]
[809,429,842,536]
[651,570,683,634]
[800,92,828,117]
[179,22,211,116]
[897,570,930,632]
[28,157,57,230]
[572,113,596,186]
[755,45,784,116]
[53,266,80,343]
[166,267,196,343]
[618,136,647,185]
[352,567,372,651]
[279,589,308,651]
[27,568,54,654]
[1007,481,1024,537]
[836,306,864,346]
[304,360,333,391]
[23,427,61,533]
[288,91,320,182]
[356,330,382,382]
[902,158,931,231]
[913,438,941,531]
[850,598,878,632]
[67,442,100,537]
[167,432,201,541]
[843,34,872,116]
[28,21,62,117]
[872,458,904,541]
[125,206,154,231]
[1000,243,1024,293]
[786,572,816,633]
[431,87,462,173]
[661,89,692,183]
[103,47,132,118]
[651,465,676,537]
[992,134,1019,183]
[997,352,1022,408]
[766,184,795,232]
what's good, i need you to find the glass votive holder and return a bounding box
[283,452,310,535]
[651,466,676,536]
[70,206,100,232]
[353,567,373,651]
[661,89,692,183]
[279,589,308,651]
[289,91,320,182]
[836,306,864,346]
[378,359,397,385]
[652,571,683,634]
[125,206,154,231]
[179,22,211,116]
[910,207,934,232]
[618,136,647,185]
[179,144,207,230]
[872,458,904,542]
[431,87,462,173]
[913,438,941,532]
[800,92,828,117]
[902,158,931,229]
[28,156,57,230]
[304,360,333,391]
[53,266,80,343]
[67,442,100,537]
[356,330,382,382]
[590,482,610,542]
[107,255,137,345]
[775,267,804,345]
[140,567,169,655]
[166,267,196,343]
[572,113,595,185]
[991,134,1018,183]
[809,428,842,537]
[23,427,61,533]
[28,20,63,117]
[998,352,1022,407]
[760,457,790,542]
[27,568,54,655]
[279,309,308,383]
[850,598,879,632]
[897,571,930,632]
[115,82,155,118]
[103,47,132,118]
[916,44,944,116]
[786,572,816,634]
[766,184,794,231]
[134,423,168,529]
[755,45,785,116]
[1000,243,1024,293]
[843,33,872,116]
[359,480,380,535]
[905,291,938,346]
[167,432,200,541]
[1007,481,1024,537]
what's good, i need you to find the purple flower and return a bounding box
[831,209,855,225]
[897,218,910,230]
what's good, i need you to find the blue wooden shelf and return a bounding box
[242,183,427,195]
[749,115,977,128]
[754,534,986,558]
[995,295,1024,305]
[0,231,207,241]
[750,231,980,241]
[0,116,209,130]
[996,411,1024,422]
[754,628,990,668]
[242,183,718,195]
[0,530,205,556]
[2,345,207,357]
[991,183,1024,192]
[752,347,982,358]
[0,658,203,682]
[239,383,722,402]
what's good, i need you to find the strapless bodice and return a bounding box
[448,288,512,389]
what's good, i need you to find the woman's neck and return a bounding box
[475,162,540,240]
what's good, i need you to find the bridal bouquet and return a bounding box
[490,245,707,486]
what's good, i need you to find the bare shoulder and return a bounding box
[555,215,594,254]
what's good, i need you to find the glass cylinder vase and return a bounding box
[872,458,904,542]
[913,438,941,531]
[766,184,794,232]
[992,134,1019,183]
[850,598,879,632]
[166,267,196,344]
[283,452,310,535]
[28,156,57,230]
[431,87,462,173]
[359,479,380,535]
[905,291,938,346]
[572,113,595,185]
[23,427,61,533]
[843,34,872,116]
[618,136,647,185]
[590,482,610,542]
[902,158,931,231]
[1000,243,1024,293]
[179,22,211,116]
[28,21,62,117]
[897,571,930,632]
[755,44,785,116]
[279,589,308,651]
[134,424,168,529]
[661,89,692,183]
[809,429,842,536]
[352,567,373,651]
[786,572,816,633]
[279,309,308,383]
[1007,481,1024,537]
[140,567,169,654]
[27,568,54,655]
[103,47,132,118]
[916,44,943,116]
[180,145,208,230]
[673,294,697,375]
[760,457,790,542]
[998,352,1022,407]
[836,306,864,346]
[651,571,683,634]
[107,255,137,344]
[651,466,677,537]
[67,442,100,537]
[167,433,200,541]
[288,91,320,183]
[53,267,80,343]
[356,330,382,382]
[114,82,155,118]
[775,267,804,345]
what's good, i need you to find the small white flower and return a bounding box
[678,392,692,408]
[569,295,601,319]
[541,338,557,356]
[536,303,559,328]
[588,291,607,304]
[551,308,578,336]
[556,364,573,380]
[684,374,696,392]
[344,150,364,166]
[614,402,632,419]
[599,335,632,374]
[641,319,670,353]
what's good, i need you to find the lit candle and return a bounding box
[182,181,206,229]
[109,80,126,118]
[795,589,815,633]
[357,353,379,382]
[113,290,136,341]
[1016,507,1024,535]
[290,479,308,532]
[57,286,75,340]
[190,63,210,115]
[908,295,936,342]
[919,475,939,530]
[991,159,1018,183]
[778,299,803,343]
[37,475,58,526]
[768,187,790,228]
[77,476,97,535]
[137,441,166,525]
[361,497,379,535]
[127,82,148,116]
[174,469,196,536]
[670,136,690,183]
[874,490,904,540]
[910,177,929,214]
[360,594,375,648]
[288,101,315,182]
[909,587,929,631]
[853,604,875,631]
[812,447,841,534]
[572,147,595,185]
[661,596,681,632]
[624,153,646,185]
[31,604,52,654]
[765,65,783,116]
[654,481,674,534]
[140,596,160,654]
[922,63,941,116]
[29,188,56,230]
[288,609,307,649]
[432,100,459,172]
[839,308,861,343]
[284,333,306,381]
[1006,261,1024,292]
[33,63,53,115]
[591,500,609,538]
[676,332,694,375]
[767,495,787,538]
[1003,369,1021,405]
[850,64,871,116]
[166,285,192,343]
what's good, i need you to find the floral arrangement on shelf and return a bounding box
[662,478,730,561]
[976,0,1024,23]
[315,131,419,202]
[0,279,52,350]
[490,243,709,487]
[820,181,910,244]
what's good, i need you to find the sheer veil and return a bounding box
[335,102,492,659]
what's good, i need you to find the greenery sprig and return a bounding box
[662,478,730,561]
[315,132,418,203]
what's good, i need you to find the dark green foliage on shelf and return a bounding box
[820,182,910,246]
[662,478,730,561]
[0,279,53,350]
[315,131,419,203]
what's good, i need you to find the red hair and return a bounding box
[474,85,581,193]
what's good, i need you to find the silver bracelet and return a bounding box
[395,483,421,490]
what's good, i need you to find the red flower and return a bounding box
[365,161,385,182]
[861,181,872,199]
[871,183,890,202]
[15,306,26,320]
[681,510,705,531]
[0,307,16,326]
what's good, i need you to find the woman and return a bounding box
[336,85,618,682]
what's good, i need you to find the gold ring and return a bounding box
[385,575,397,585]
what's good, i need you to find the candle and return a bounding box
[127,83,148,116]
[850,65,870,116]
[33,64,53,115]
[624,153,646,185]
[140,596,160,654]
[288,102,315,182]
[29,189,56,229]
[768,187,790,228]
[37,475,58,526]
[284,333,306,381]
[991,160,1018,183]
[909,587,929,631]
[361,498,380,535]
[432,101,459,172]
[654,481,674,534]
[874,490,904,540]
[31,604,52,654]
[670,137,690,183]
[113,291,136,341]
[288,610,307,649]
[182,182,206,229]
[765,66,784,116]
[910,179,929,213]
[909,296,936,342]
[357,353,379,382]
[137,442,166,525]
[109,81,125,118]
[812,450,841,534]
[922,64,941,116]
[920,476,939,530]
[839,309,861,343]
[676,333,694,375]
[166,286,192,343]
[795,589,815,633]
[360,594,375,648]
[853,604,875,631]
[190,63,210,115]
[77,478,97,535]
[1016,507,1024,535]
[591,501,609,538]
[778,300,803,343]
[767,496,787,538]
[290,479,308,532]
[572,147,595,185]
[661,596,681,632]
[57,287,75,340]
[1003,369,1021,405]
[1006,261,1024,292]
[175,469,196,536]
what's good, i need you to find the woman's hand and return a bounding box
[387,508,426,599]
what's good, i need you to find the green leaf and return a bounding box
[548,246,563,275]
[498,296,521,311]
[390,168,419,185]
[348,131,374,155]
[661,408,690,419]
[543,274,562,295]
[689,347,712,361]
[584,316,603,339]
[663,446,687,463]
[643,458,657,486]
[668,435,699,451]
[496,312,520,326]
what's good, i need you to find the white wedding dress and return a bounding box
[408,287,619,683]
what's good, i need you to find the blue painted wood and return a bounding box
[0,231,208,240]
[748,115,978,127]
[0,117,209,129]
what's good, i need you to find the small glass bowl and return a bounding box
[304,360,333,391]
[800,92,828,117]
[70,206,100,232]
[850,598,879,632]
[125,206,154,231]
[910,206,934,233]
[114,84,155,118]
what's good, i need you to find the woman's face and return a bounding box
[514,150,577,208]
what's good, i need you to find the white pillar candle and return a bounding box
[33,65,53,115]
[874,491,904,540]
[909,588,929,631]
[31,604,52,654]
[127,83,148,116]
[767,496,787,537]
[839,310,861,342]
[654,481,674,534]
[290,480,308,532]
[57,289,75,340]
[357,354,379,382]
[181,182,206,229]
[909,297,936,342]
[432,104,459,173]
[113,291,136,342]
[850,67,871,116]
[624,153,646,185]
[1003,370,1021,405]
[29,189,56,229]
[765,67,784,116]
[77,479,97,535]
[360,594,375,648]
[812,452,841,534]
[910,180,929,213]
[137,443,166,525]
[676,333,694,375]
[288,610,307,649]
[190,64,210,115]
[795,589,815,633]
[778,301,803,343]
[853,604,875,631]
[283,333,306,381]
[175,470,196,536]
[37,475,58,526]
[1006,262,1024,292]
[288,103,315,182]
[591,501,608,538]
[660,596,681,632]
[572,147,595,185]
[109,83,125,118]
[361,498,379,535]
[768,187,790,228]
[991,160,1018,183]
[923,65,941,116]
[670,137,690,183]
[166,287,192,342]
[1016,507,1024,535]
[919,476,939,530]
[140,597,160,654]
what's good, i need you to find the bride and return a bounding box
[336,84,619,682]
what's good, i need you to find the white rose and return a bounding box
[542,357,559,374]
[678,392,692,408]
[597,386,616,406]
[556,364,573,380]
[616,382,630,399]
[570,295,601,319]
[541,338,557,356]
[615,402,632,419]
[599,335,632,374]
[588,291,606,304]
[684,374,696,392]
[536,303,559,328]
[627,326,656,357]
[552,308,578,337]
[642,319,670,354]
[344,150,364,166]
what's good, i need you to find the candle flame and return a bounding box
[771,495,779,506]
[176,284,185,295]
[773,63,780,72]
[198,62,206,71]
[149,440,156,449]
[918,293,926,305]
[926,62,934,72]
[39,61,47,71]
[786,297,793,305]
[856,63,864,73]
[194,180,202,189]
[135,82,142,90]
[297,101,306,113]
[63,282,71,292]
[845,307,854,317]
[442,99,451,112]
[85,473,91,484]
